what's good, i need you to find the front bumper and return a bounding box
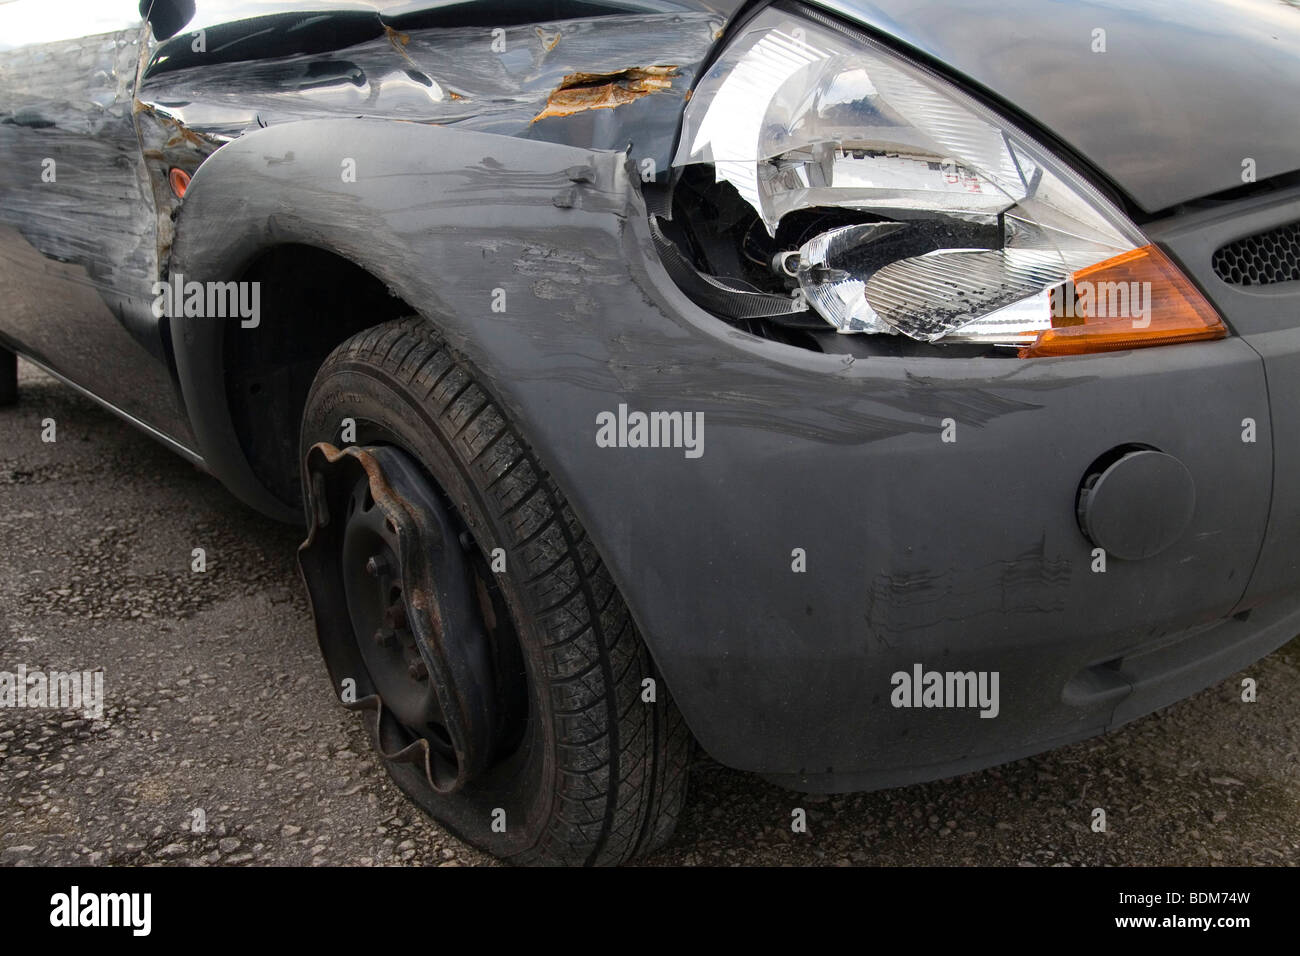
[574,181,1300,792]
[605,322,1291,789]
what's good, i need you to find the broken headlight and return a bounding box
[668,6,1225,355]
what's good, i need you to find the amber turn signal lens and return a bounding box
[169,167,191,199]
[1020,245,1226,358]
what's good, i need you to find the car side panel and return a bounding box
[0,2,194,445]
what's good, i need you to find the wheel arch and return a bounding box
[168,118,634,522]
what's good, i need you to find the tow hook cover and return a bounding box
[1076,449,1196,561]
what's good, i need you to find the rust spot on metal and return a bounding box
[474,575,498,633]
[532,65,679,123]
[164,124,215,150]
[135,100,224,149]
[408,586,445,639]
[385,24,411,50]
[384,24,417,66]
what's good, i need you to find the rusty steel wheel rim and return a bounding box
[299,442,500,794]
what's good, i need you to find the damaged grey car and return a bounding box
[2,0,1299,865]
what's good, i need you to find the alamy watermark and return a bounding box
[150,272,260,328]
[595,403,704,459]
[890,663,999,718]
[0,664,103,719]
[1053,280,1153,328]
[50,886,150,936]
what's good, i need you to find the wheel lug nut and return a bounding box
[383,604,407,629]
[365,555,389,577]
[373,627,396,648]
[408,660,428,681]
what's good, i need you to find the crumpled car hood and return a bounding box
[812,0,1300,213]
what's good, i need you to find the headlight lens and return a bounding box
[671,7,1226,354]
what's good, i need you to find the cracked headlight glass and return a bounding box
[671,6,1225,355]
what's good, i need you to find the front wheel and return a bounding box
[297,318,690,865]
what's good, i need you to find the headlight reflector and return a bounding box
[672,7,1226,354]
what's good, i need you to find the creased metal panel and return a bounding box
[0,19,194,443]
[138,10,727,175]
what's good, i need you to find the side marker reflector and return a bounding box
[169,167,191,199]
[1022,245,1226,357]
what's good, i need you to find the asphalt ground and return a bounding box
[2,358,1298,867]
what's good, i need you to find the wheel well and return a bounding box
[225,244,413,509]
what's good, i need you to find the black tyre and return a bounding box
[299,317,691,865]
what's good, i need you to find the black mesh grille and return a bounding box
[1212,222,1300,286]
